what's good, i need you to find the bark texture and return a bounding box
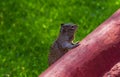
[103,62,120,77]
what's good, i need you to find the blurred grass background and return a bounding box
[0,0,119,77]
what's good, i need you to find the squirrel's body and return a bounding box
[48,23,79,66]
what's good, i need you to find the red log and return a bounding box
[39,9,120,77]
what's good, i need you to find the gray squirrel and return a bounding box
[48,23,80,66]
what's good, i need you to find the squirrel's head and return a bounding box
[59,23,78,41]
[60,23,78,34]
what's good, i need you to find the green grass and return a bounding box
[0,0,119,77]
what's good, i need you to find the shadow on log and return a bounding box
[39,9,120,77]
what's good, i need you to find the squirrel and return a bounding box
[48,23,80,66]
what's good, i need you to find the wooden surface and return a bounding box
[39,9,120,77]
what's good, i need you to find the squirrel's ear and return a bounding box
[61,23,64,26]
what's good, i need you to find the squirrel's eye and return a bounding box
[71,26,74,28]
[71,26,75,30]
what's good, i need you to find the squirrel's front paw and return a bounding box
[76,41,80,44]
[72,43,80,48]
[75,43,80,47]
